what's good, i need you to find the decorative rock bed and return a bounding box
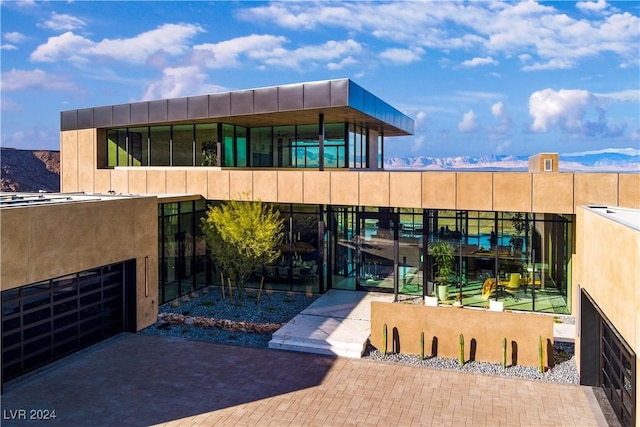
[157,312,284,334]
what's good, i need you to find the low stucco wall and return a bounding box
[370,302,554,368]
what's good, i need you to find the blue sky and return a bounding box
[1,0,639,159]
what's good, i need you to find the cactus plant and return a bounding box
[382,324,388,356]
[502,337,507,369]
[459,334,465,365]
[420,332,425,361]
[538,335,544,373]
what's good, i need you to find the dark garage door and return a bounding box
[580,289,636,427]
[2,260,136,386]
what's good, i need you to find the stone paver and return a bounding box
[2,333,607,427]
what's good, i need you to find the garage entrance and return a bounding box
[1,260,136,387]
[580,289,636,427]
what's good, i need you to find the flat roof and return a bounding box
[60,78,414,136]
[0,192,147,209]
[585,205,640,231]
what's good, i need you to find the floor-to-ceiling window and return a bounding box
[322,206,572,313]
[172,124,194,166]
[158,199,208,304]
[262,203,322,293]
[424,209,571,313]
[104,121,356,170]
[150,126,171,166]
[195,123,218,166]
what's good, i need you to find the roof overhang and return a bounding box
[61,79,414,137]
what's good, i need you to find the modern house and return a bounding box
[1,79,637,425]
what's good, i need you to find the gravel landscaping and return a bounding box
[141,286,579,385]
[140,286,319,348]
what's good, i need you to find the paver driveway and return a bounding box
[1,333,607,426]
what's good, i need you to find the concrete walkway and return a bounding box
[269,290,394,357]
[2,333,607,426]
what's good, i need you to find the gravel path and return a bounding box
[141,286,579,385]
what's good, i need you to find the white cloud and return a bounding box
[327,56,357,70]
[460,56,498,67]
[529,89,593,133]
[411,135,426,153]
[489,102,511,140]
[528,88,626,137]
[495,140,512,154]
[141,66,221,101]
[576,0,609,13]
[15,0,37,7]
[458,110,479,133]
[38,12,87,32]
[518,54,532,63]
[1,44,18,51]
[250,39,362,71]
[240,2,640,71]
[1,68,79,92]
[4,32,28,44]
[594,89,640,102]
[1,97,21,112]
[31,24,204,65]
[379,47,425,65]
[193,34,287,69]
[30,32,93,63]
[491,102,506,119]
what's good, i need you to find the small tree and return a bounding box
[201,196,283,300]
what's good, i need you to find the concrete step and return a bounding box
[268,313,370,358]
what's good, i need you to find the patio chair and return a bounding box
[504,273,521,299]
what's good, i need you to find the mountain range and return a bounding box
[384,148,640,172]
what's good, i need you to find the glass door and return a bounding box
[357,210,397,293]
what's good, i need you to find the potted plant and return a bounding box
[201,139,218,166]
[429,240,455,303]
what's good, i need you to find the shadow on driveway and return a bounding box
[2,333,336,426]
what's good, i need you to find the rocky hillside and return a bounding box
[1,148,60,192]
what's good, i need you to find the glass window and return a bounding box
[250,127,273,167]
[295,124,318,168]
[274,125,294,167]
[150,126,171,166]
[172,124,194,166]
[195,123,218,166]
[107,129,128,167]
[222,124,234,167]
[128,127,149,166]
[236,126,247,167]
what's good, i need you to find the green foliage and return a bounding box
[201,195,284,300]
[429,241,455,284]
[201,140,218,166]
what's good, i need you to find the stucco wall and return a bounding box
[61,129,640,211]
[370,302,554,368]
[0,196,159,331]
[573,206,639,422]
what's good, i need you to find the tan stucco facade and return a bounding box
[0,195,159,331]
[573,206,640,423]
[61,129,640,211]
